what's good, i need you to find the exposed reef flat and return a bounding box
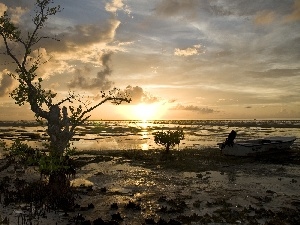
[1,147,300,224]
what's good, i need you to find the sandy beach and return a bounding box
[1,147,300,225]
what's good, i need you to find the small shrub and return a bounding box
[6,140,76,182]
[154,129,184,153]
[7,139,42,166]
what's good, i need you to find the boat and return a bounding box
[218,131,296,156]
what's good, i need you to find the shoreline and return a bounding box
[1,147,300,224]
[1,119,299,154]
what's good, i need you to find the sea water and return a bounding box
[0,120,299,153]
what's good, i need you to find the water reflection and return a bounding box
[70,178,94,187]
[140,120,149,129]
[140,131,149,139]
[141,143,149,150]
[0,120,299,151]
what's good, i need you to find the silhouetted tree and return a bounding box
[154,129,184,153]
[0,0,130,183]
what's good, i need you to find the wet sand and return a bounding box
[1,147,300,224]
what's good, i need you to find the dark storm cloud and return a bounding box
[123,85,159,104]
[68,52,114,90]
[171,104,215,114]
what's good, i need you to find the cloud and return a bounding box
[123,85,160,104]
[153,1,256,19]
[43,20,120,53]
[0,1,125,94]
[0,70,15,97]
[154,0,200,18]
[1,1,121,53]
[0,1,32,9]
[168,99,177,103]
[284,0,300,22]
[105,0,131,15]
[9,6,27,24]
[15,47,71,80]
[0,2,28,24]
[170,104,215,114]
[248,68,300,78]
[174,45,202,56]
[68,52,114,90]
[254,10,276,25]
[0,2,122,81]
[271,106,300,118]
[0,3,8,16]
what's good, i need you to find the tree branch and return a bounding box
[70,96,131,132]
[0,35,22,69]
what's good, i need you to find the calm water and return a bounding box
[0,120,299,153]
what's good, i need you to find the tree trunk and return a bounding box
[47,105,73,157]
[48,132,72,157]
[166,144,170,153]
[48,170,73,210]
[46,106,73,192]
[49,171,69,187]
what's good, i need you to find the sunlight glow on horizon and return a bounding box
[0,1,299,121]
[130,103,165,121]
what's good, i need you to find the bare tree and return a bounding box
[0,0,131,159]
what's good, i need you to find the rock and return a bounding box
[93,217,106,225]
[266,190,276,195]
[125,201,141,210]
[168,219,182,225]
[144,218,156,224]
[100,187,107,192]
[111,212,123,221]
[88,203,95,209]
[0,217,9,225]
[157,218,168,225]
[74,213,85,223]
[106,220,119,225]
[81,220,91,225]
[74,203,81,209]
[110,203,118,209]
[158,195,167,202]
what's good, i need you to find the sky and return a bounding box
[0,0,300,121]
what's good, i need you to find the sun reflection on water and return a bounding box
[1,120,299,152]
[141,131,149,138]
[140,120,149,129]
[141,143,149,150]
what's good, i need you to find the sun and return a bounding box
[132,103,159,121]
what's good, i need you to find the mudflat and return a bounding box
[1,147,300,224]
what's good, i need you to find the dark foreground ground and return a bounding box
[1,147,300,225]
